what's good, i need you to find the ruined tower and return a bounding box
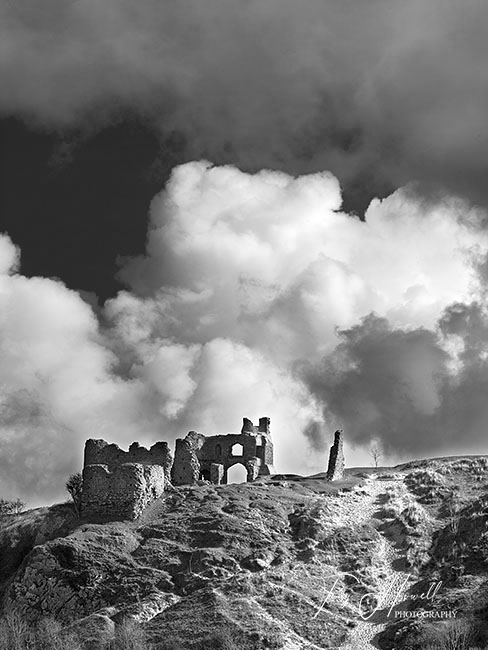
[81,439,173,520]
[327,430,345,481]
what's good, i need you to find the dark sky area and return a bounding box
[0,118,174,299]
[0,116,384,300]
[2,1,488,300]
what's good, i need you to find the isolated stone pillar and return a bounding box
[327,430,345,481]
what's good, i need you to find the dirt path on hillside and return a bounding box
[331,475,420,650]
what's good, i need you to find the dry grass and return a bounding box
[405,469,449,503]
[422,618,488,650]
[0,613,156,650]
[0,613,265,650]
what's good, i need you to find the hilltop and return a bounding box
[0,457,487,649]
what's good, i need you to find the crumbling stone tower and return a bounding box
[81,439,173,520]
[327,430,345,481]
[171,416,275,486]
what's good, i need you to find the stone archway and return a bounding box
[226,463,247,484]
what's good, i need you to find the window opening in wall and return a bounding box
[231,443,243,456]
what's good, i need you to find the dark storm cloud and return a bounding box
[302,420,328,453]
[303,307,488,457]
[1,0,488,208]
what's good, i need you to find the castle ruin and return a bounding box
[81,418,344,520]
[171,417,275,486]
[81,417,275,519]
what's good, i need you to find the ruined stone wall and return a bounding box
[260,437,275,468]
[82,438,172,519]
[172,417,275,485]
[327,430,345,481]
[84,439,172,476]
[198,433,257,462]
[81,417,276,517]
[171,432,204,486]
[81,463,166,519]
[210,463,224,485]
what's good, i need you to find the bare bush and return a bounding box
[0,611,29,650]
[0,498,25,515]
[109,619,150,650]
[423,619,476,650]
[0,613,153,650]
[369,445,381,468]
[65,472,83,516]
[35,618,84,650]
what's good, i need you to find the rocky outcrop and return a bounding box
[3,527,172,623]
[2,456,488,650]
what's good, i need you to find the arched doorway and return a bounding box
[227,464,247,484]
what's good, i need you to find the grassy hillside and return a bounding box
[0,459,487,650]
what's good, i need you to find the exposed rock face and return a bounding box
[81,440,172,520]
[327,430,345,481]
[171,417,275,486]
[1,479,357,648]
[3,526,173,623]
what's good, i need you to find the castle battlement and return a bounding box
[84,439,172,472]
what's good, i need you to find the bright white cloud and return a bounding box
[2,162,488,504]
[120,162,488,361]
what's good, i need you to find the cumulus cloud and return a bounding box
[2,161,488,505]
[1,0,488,209]
[0,259,161,504]
[112,162,488,463]
[118,162,488,357]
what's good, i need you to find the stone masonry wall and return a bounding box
[81,463,166,519]
[171,432,204,486]
[82,439,173,520]
[81,417,276,517]
[172,417,275,486]
[85,439,172,477]
[327,430,345,481]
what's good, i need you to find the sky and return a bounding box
[1,0,488,505]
